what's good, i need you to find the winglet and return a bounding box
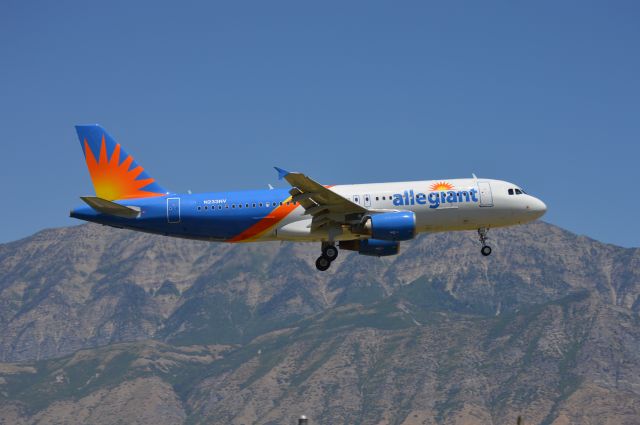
[274,167,290,180]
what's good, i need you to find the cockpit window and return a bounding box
[508,189,514,195]
[515,189,522,195]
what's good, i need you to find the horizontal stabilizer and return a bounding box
[80,196,141,218]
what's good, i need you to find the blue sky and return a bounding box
[0,1,638,247]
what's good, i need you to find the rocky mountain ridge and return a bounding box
[0,222,638,424]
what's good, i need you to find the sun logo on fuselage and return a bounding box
[83,135,164,201]
[430,181,455,191]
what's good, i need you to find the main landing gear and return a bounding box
[316,242,339,271]
[478,228,492,256]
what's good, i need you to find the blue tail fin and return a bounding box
[75,124,167,200]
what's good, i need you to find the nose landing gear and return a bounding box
[478,228,492,256]
[316,242,339,271]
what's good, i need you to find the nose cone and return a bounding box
[528,197,547,219]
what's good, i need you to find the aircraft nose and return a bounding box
[528,197,547,219]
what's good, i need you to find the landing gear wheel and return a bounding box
[477,228,492,257]
[322,245,339,261]
[315,256,331,271]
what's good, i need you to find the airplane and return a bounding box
[70,125,547,271]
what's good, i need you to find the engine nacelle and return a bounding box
[340,239,399,257]
[357,211,416,241]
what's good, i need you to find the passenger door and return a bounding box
[167,197,181,223]
[477,182,494,207]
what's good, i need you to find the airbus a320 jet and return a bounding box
[70,125,547,271]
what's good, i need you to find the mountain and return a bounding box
[0,222,638,424]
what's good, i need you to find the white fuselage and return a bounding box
[269,178,546,242]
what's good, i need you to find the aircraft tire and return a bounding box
[322,245,339,261]
[481,246,492,256]
[316,256,331,271]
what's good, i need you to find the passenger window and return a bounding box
[252,203,256,208]
[515,189,522,195]
[232,205,235,208]
[508,189,514,195]
[197,206,202,211]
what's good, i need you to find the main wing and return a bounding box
[275,167,367,231]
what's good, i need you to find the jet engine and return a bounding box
[354,211,416,241]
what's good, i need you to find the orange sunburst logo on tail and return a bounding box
[430,181,455,191]
[84,136,164,200]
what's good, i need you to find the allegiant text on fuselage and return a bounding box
[392,189,479,209]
